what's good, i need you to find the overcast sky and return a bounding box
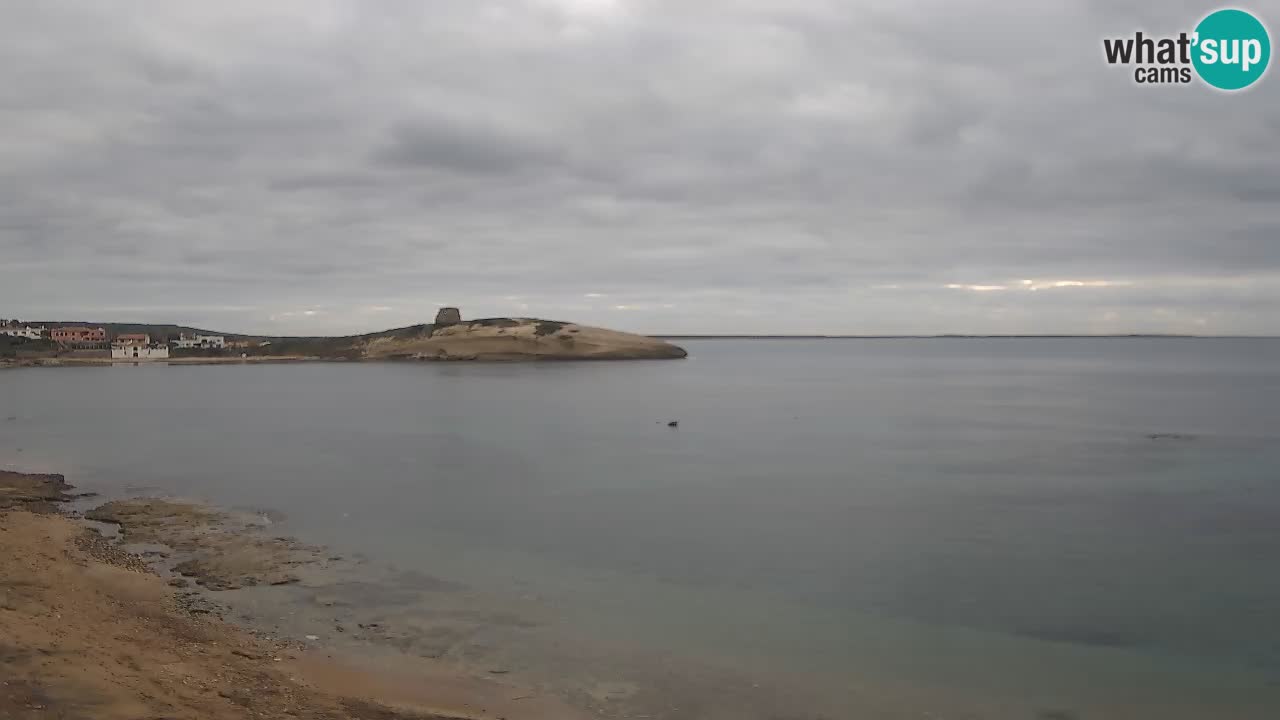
[2,1,1278,335]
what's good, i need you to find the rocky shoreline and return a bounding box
[84,499,326,590]
[2,466,856,720]
[0,469,592,720]
[0,469,75,510]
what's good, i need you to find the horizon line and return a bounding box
[9,319,1280,341]
[655,333,1280,339]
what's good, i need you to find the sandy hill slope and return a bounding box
[360,317,687,361]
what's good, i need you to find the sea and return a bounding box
[4,338,1280,719]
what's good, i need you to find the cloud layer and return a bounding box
[3,0,1279,334]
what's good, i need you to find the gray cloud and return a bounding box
[2,0,1279,335]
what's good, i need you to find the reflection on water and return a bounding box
[4,338,1280,717]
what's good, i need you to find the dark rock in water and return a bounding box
[667,420,679,427]
[1147,433,1196,441]
[434,307,462,326]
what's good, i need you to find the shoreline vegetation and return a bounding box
[0,468,592,720]
[1,309,688,366]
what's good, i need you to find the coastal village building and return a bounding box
[49,326,106,348]
[173,333,226,349]
[111,345,171,360]
[0,324,47,340]
[111,334,170,360]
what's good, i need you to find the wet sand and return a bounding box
[0,470,591,720]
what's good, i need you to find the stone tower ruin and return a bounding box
[434,307,462,326]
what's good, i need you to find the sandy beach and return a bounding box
[0,469,591,720]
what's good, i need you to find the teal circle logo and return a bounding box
[1192,9,1271,90]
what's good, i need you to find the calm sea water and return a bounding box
[4,338,1280,718]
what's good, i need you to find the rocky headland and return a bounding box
[360,311,687,362]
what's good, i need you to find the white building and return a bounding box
[173,333,226,349]
[111,344,170,360]
[111,333,170,360]
[1,325,47,340]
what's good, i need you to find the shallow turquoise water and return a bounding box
[4,338,1280,717]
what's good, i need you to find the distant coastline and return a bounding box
[3,308,688,364]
